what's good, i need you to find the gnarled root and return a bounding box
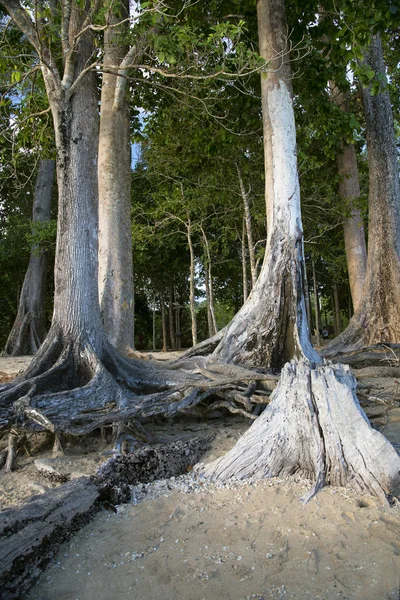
[0,334,275,439]
[199,358,400,503]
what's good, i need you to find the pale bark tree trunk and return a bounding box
[329,83,367,312]
[4,159,55,356]
[98,0,135,354]
[213,0,317,369]
[0,1,186,439]
[241,219,248,304]
[202,1,400,502]
[160,291,167,352]
[237,164,257,289]
[324,34,400,355]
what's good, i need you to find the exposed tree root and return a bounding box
[0,334,276,449]
[199,358,400,503]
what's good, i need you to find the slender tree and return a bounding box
[329,83,367,312]
[4,159,55,356]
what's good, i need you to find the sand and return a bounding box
[1,354,400,599]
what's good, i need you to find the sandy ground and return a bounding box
[1,354,400,599]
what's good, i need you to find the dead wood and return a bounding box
[0,477,100,600]
[199,359,400,503]
[0,436,211,598]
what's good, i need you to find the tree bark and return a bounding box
[329,83,367,312]
[98,0,135,354]
[213,0,317,369]
[324,34,400,355]
[202,1,400,502]
[4,159,54,356]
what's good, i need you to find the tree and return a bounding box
[4,159,55,356]
[98,0,135,354]
[200,0,400,502]
[324,33,400,354]
[0,1,266,446]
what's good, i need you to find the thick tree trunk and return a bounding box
[202,1,400,502]
[201,359,400,503]
[237,164,257,289]
[213,0,317,369]
[4,159,54,356]
[98,0,135,354]
[324,34,400,356]
[329,85,367,312]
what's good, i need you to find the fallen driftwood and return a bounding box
[0,477,99,600]
[0,436,211,599]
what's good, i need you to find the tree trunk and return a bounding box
[186,216,198,347]
[329,83,367,312]
[4,159,54,356]
[237,164,257,289]
[213,0,317,369]
[202,1,400,502]
[324,34,400,355]
[98,0,135,354]
[160,291,167,352]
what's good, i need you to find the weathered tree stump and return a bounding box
[200,359,400,503]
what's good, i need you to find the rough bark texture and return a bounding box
[212,0,317,369]
[324,35,400,356]
[200,359,400,503]
[98,0,135,354]
[198,2,400,502]
[330,84,367,312]
[4,159,54,356]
